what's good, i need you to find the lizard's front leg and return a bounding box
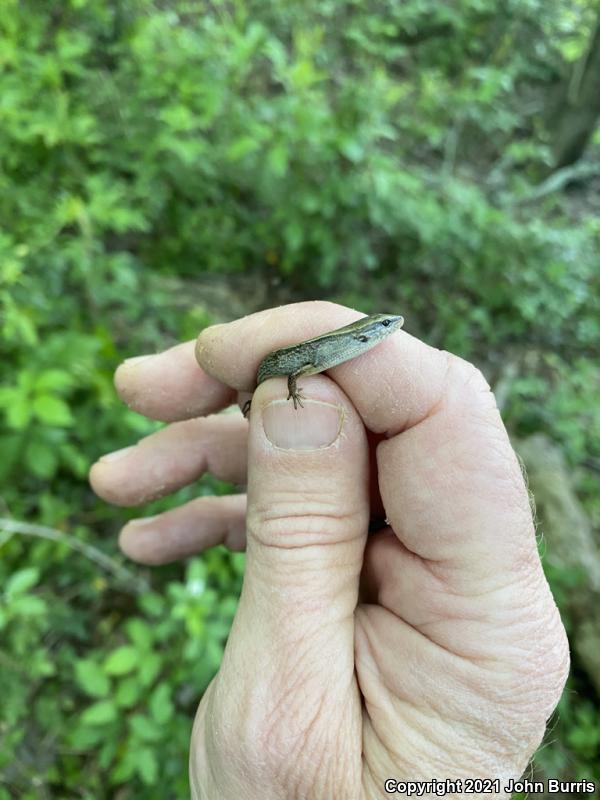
[287,364,315,409]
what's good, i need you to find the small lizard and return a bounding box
[242,313,404,416]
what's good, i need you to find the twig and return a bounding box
[515,161,600,205]
[0,518,150,595]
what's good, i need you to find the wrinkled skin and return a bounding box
[90,302,569,800]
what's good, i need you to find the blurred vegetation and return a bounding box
[1,0,599,796]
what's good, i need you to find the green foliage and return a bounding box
[0,537,244,795]
[1,0,599,794]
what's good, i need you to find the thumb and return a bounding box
[219,375,368,736]
[243,374,370,630]
[193,375,369,796]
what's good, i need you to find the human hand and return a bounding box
[90,302,569,799]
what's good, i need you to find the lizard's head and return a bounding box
[350,314,404,345]
[366,313,404,336]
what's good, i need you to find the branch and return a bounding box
[515,161,600,204]
[0,518,150,595]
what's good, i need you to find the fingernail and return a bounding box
[122,355,155,366]
[262,399,344,450]
[125,515,160,527]
[99,446,136,463]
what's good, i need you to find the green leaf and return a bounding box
[129,714,162,742]
[111,754,137,783]
[99,737,118,769]
[34,369,75,392]
[32,394,74,426]
[104,645,139,676]
[126,618,153,650]
[0,387,18,408]
[339,138,364,163]
[138,592,165,617]
[149,683,173,724]
[138,652,162,687]
[284,220,304,251]
[226,136,259,161]
[268,143,288,176]
[80,700,117,726]
[66,721,107,749]
[115,676,142,708]
[75,660,111,698]
[5,398,32,429]
[136,746,158,785]
[0,433,22,481]
[59,442,88,477]
[6,567,40,598]
[10,595,47,616]
[25,439,58,479]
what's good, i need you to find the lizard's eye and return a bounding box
[381,318,391,327]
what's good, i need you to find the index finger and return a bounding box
[195,300,448,432]
[113,341,237,422]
